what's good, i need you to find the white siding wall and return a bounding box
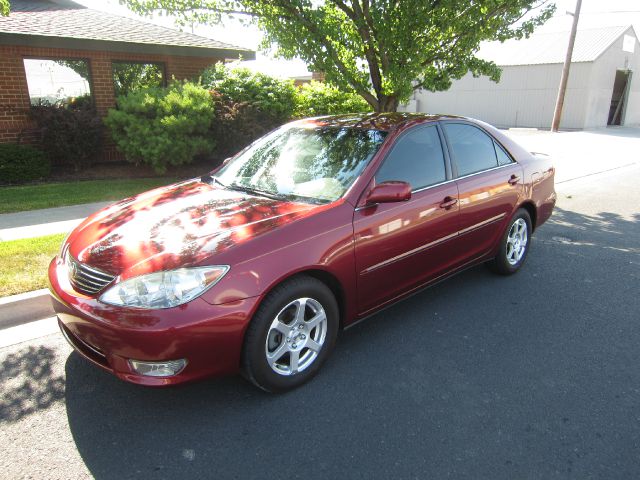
[586,29,640,127]
[409,62,593,129]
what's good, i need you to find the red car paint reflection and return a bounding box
[48,113,555,386]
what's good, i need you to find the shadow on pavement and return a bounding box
[581,127,640,139]
[63,207,639,480]
[0,345,65,423]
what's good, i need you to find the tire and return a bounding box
[241,275,339,393]
[487,208,532,275]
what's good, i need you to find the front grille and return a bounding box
[66,253,115,296]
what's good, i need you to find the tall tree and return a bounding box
[122,1,555,112]
[1,0,9,16]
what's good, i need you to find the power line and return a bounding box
[578,10,640,14]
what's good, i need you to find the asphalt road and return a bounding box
[1,164,639,480]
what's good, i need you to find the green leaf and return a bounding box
[120,0,555,112]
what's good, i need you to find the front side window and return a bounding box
[215,126,387,203]
[23,58,92,106]
[112,62,165,97]
[444,123,499,177]
[375,125,446,190]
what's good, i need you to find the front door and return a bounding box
[354,124,460,315]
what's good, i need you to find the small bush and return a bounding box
[294,81,372,117]
[202,63,297,124]
[104,81,215,173]
[200,64,371,156]
[209,92,285,156]
[30,98,102,171]
[0,144,50,184]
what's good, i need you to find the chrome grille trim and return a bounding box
[72,277,104,293]
[77,268,114,283]
[66,254,116,296]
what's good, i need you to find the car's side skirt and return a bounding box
[345,251,492,330]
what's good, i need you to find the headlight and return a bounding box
[99,266,229,309]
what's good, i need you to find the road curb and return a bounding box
[0,316,59,348]
[0,289,54,330]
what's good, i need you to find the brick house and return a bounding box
[0,0,255,160]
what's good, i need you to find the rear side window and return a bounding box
[375,125,446,190]
[444,123,498,177]
[495,142,514,166]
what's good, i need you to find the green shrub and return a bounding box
[104,81,215,173]
[202,63,297,124]
[294,81,372,117]
[0,144,50,184]
[210,91,282,157]
[30,98,102,172]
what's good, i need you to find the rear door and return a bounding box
[441,122,523,261]
[353,124,460,314]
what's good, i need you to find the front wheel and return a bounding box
[487,208,532,275]
[241,276,339,393]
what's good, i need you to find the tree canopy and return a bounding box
[1,0,9,17]
[126,1,555,112]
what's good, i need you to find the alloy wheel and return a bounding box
[506,218,528,265]
[264,297,328,376]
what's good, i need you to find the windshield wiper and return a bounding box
[201,175,227,188]
[227,183,287,201]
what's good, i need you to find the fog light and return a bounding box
[128,359,187,377]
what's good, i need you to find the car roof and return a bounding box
[291,112,467,132]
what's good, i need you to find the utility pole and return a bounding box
[551,0,582,132]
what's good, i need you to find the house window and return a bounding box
[23,58,92,106]
[112,61,165,97]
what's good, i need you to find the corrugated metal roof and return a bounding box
[0,0,252,54]
[478,25,634,66]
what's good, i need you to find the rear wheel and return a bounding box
[487,208,532,275]
[242,276,339,393]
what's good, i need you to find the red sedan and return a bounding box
[48,113,556,392]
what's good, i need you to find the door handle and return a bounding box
[439,196,458,209]
[508,174,520,185]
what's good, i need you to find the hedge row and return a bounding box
[0,144,50,185]
[106,63,372,173]
[2,63,372,182]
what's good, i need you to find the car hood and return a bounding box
[67,179,316,278]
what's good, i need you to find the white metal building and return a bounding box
[405,26,640,129]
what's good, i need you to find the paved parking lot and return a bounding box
[1,131,639,480]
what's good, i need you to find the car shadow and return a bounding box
[62,207,639,479]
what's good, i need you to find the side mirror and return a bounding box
[366,181,412,204]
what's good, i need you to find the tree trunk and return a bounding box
[375,95,399,113]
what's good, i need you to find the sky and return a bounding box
[67,0,640,78]
[538,0,640,32]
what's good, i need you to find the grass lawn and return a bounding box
[0,177,177,214]
[0,233,66,297]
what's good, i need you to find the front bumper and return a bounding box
[48,257,262,386]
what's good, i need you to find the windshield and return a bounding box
[214,125,387,203]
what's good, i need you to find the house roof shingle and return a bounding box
[478,25,636,66]
[0,0,255,59]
